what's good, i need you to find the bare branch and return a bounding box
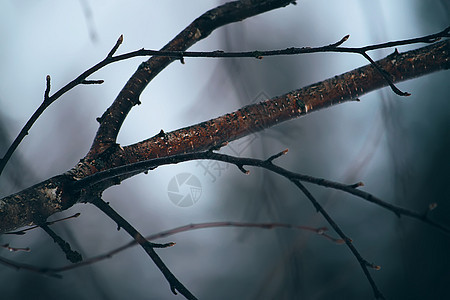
[44,75,51,102]
[0,36,127,176]
[89,26,449,60]
[107,34,124,58]
[0,256,61,278]
[70,149,450,237]
[4,213,80,236]
[90,0,296,155]
[8,222,341,275]
[91,197,196,299]
[40,223,82,263]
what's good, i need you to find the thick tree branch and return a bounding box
[91,197,194,299]
[90,0,295,156]
[292,180,384,299]
[118,40,447,161]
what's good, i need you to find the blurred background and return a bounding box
[1,1,449,299]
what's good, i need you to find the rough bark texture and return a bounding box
[0,40,448,234]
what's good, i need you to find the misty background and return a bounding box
[1,1,449,299]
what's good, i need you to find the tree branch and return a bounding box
[118,40,448,162]
[292,180,384,299]
[90,0,296,156]
[2,222,341,275]
[91,197,195,299]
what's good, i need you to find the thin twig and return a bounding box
[98,26,450,61]
[4,213,81,235]
[91,197,196,300]
[16,222,342,274]
[0,36,126,176]
[292,180,384,299]
[40,223,82,263]
[0,256,61,278]
[107,34,123,58]
[44,75,51,102]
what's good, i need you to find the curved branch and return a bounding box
[91,197,195,299]
[90,0,295,155]
[121,40,449,162]
[0,36,124,177]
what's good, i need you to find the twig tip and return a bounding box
[267,149,289,162]
[348,181,364,188]
[107,34,124,58]
[44,75,51,100]
[237,165,249,174]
